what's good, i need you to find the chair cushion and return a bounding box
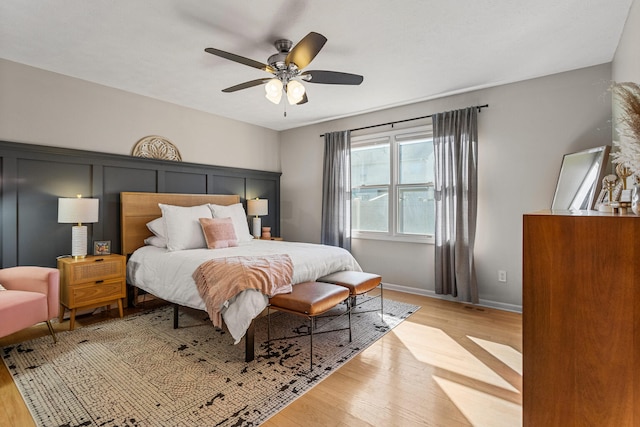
[0,290,49,338]
[269,282,349,316]
[318,271,382,295]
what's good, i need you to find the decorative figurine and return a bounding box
[603,174,618,202]
[615,163,633,190]
[261,227,271,239]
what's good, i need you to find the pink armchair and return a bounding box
[0,266,60,343]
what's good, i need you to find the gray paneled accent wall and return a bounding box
[0,141,281,268]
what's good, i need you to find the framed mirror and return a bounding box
[551,145,611,210]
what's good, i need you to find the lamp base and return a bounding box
[71,225,88,259]
[252,217,261,238]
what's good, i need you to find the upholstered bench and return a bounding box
[267,281,351,371]
[318,271,383,315]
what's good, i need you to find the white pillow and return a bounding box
[208,203,253,243]
[158,203,213,251]
[144,235,167,248]
[146,217,167,239]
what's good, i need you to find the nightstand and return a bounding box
[57,254,127,330]
[260,237,283,241]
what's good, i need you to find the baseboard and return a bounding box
[382,282,522,313]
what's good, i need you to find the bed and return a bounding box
[120,192,362,362]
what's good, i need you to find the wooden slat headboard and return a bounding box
[120,192,240,256]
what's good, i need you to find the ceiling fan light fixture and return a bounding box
[265,78,283,104]
[286,80,305,105]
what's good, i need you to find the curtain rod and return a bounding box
[319,104,489,138]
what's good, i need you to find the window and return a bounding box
[351,125,434,243]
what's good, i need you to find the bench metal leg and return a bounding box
[348,298,352,342]
[268,294,351,373]
[309,317,314,371]
[267,306,271,357]
[347,284,383,316]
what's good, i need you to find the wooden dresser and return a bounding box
[523,211,639,426]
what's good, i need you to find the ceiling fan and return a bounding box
[204,32,363,106]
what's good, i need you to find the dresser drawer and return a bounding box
[65,279,126,307]
[63,256,125,285]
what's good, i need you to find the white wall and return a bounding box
[612,0,639,145]
[613,0,640,83]
[0,59,280,172]
[280,64,613,311]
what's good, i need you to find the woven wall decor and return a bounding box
[132,135,182,161]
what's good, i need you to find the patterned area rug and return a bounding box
[2,296,418,427]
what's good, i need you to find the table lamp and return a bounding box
[58,195,99,259]
[247,198,268,238]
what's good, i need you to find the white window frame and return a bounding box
[351,124,434,244]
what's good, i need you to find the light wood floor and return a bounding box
[0,290,522,426]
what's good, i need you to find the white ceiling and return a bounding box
[0,0,633,131]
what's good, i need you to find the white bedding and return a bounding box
[126,239,362,343]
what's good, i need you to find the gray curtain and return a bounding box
[433,107,478,303]
[321,130,351,251]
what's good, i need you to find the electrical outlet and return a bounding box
[498,270,507,282]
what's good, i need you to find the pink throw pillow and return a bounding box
[199,217,239,249]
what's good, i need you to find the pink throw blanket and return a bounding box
[192,254,293,327]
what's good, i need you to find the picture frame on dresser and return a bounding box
[93,240,111,255]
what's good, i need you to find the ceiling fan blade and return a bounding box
[222,78,272,93]
[301,70,364,85]
[205,47,274,73]
[297,93,308,105]
[285,32,327,69]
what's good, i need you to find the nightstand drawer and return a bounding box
[66,279,125,306]
[64,257,124,285]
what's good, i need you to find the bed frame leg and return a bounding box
[173,304,179,329]
[171,303,254,361]
[245,319,255,362]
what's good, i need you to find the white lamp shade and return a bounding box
[58,197,99,224]
[58,196,98,258]
[247,199,268,217]
[265,79,283,104]
[286,80,305,105]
